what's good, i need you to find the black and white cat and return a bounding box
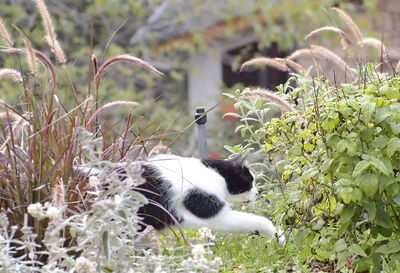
[80,154,285,245]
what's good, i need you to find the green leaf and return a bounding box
[364,201,376,221]
[348,100,360,112]
[387,137,400,158]
[351,188,363,202]
[222,112,241,119]
[347,141,358,156]
[337,139,347,153]
[376,208,393,229]
[368,156,390,176]
[311,218,324,231]
[128,191,148,205]
[340,205,355,223]
[375,107,391,123]
[386,182,400,198]
[379,227,393,237]
[341,187,353,204]
[321,158,334,173]
[358,173,379,197]
[102,230,109,261]
[333,238,347,253]
[379,175,395,193]
[304,143,315,153]
[295,228,311,246]
[393,193,400,206]
[375,241,400,254]
[301,168,318,180]
[391,103,400,120]
[372,135,388,149]
[350,244,367,257]
[381,86,400,100]
[255,98,263,109]
[352,257,373,272]
[390,122,400,134]
[265,142,272,152]
[352,160,370,177]
[361,101,376,124]
[337,251,348,270]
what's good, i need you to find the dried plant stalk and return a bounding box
[280,58,305,72]
[0,102,31,152]
[288,45,355,79]
[306,26,361,65]
[13,25,38,74]
[331,7,363,44]
[240,57,289,72]
[86,101,139,128]
[360,37,389,63]
[94,54,164,89]
[3,48,56,92]
[0,17,13,46]
[243,88,303,122]
[92,54,98,75]
[0,68,23,82]
[149,142,172,156]
[52,180,65,208]
[33,0,67,64]
[241,57,305,73]
[243,88,294,114]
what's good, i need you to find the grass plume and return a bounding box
[86,100,139,129]
[240,57,289,72]
[94,54,164,89]
[331,7,363,44]
[240,57,305,74]
[4,48,57,92]
[0,17,13,46]
[33,0,67,64]
[52,180,65,208]
[0,68,23,83]
[242,88,296,115]
[305,26,361,65]
[12,25,38,74]
[360,37,389,63]
[288,45,355,80]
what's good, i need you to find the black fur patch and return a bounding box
[183,188,225,218]
[202,158,253,195]
[136,164,179,230]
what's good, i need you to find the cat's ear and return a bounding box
[229,153,247,166]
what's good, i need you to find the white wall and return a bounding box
[187,34,258,116]
[188,50,222,113]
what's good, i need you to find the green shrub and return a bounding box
[227,65,400,271]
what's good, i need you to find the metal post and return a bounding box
[195,107,208,159]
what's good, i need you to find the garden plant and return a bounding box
[1,1,400,273]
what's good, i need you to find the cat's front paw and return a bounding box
[276,229,286,246]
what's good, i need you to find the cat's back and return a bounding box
[144,154,226,194]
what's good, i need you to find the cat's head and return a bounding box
[202,154,257,202]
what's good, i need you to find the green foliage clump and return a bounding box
[228,66,400,272]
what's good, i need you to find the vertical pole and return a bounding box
[195,107,208,159]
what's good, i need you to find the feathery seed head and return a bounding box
[0,17,13,46]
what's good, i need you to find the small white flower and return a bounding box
[198,227,215,241]
[89,176,100,187]
[211,256,223,267]
[191,244,206,260]
[75,256,97,273]
[45,205,60,219]
[27,203,44,219]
